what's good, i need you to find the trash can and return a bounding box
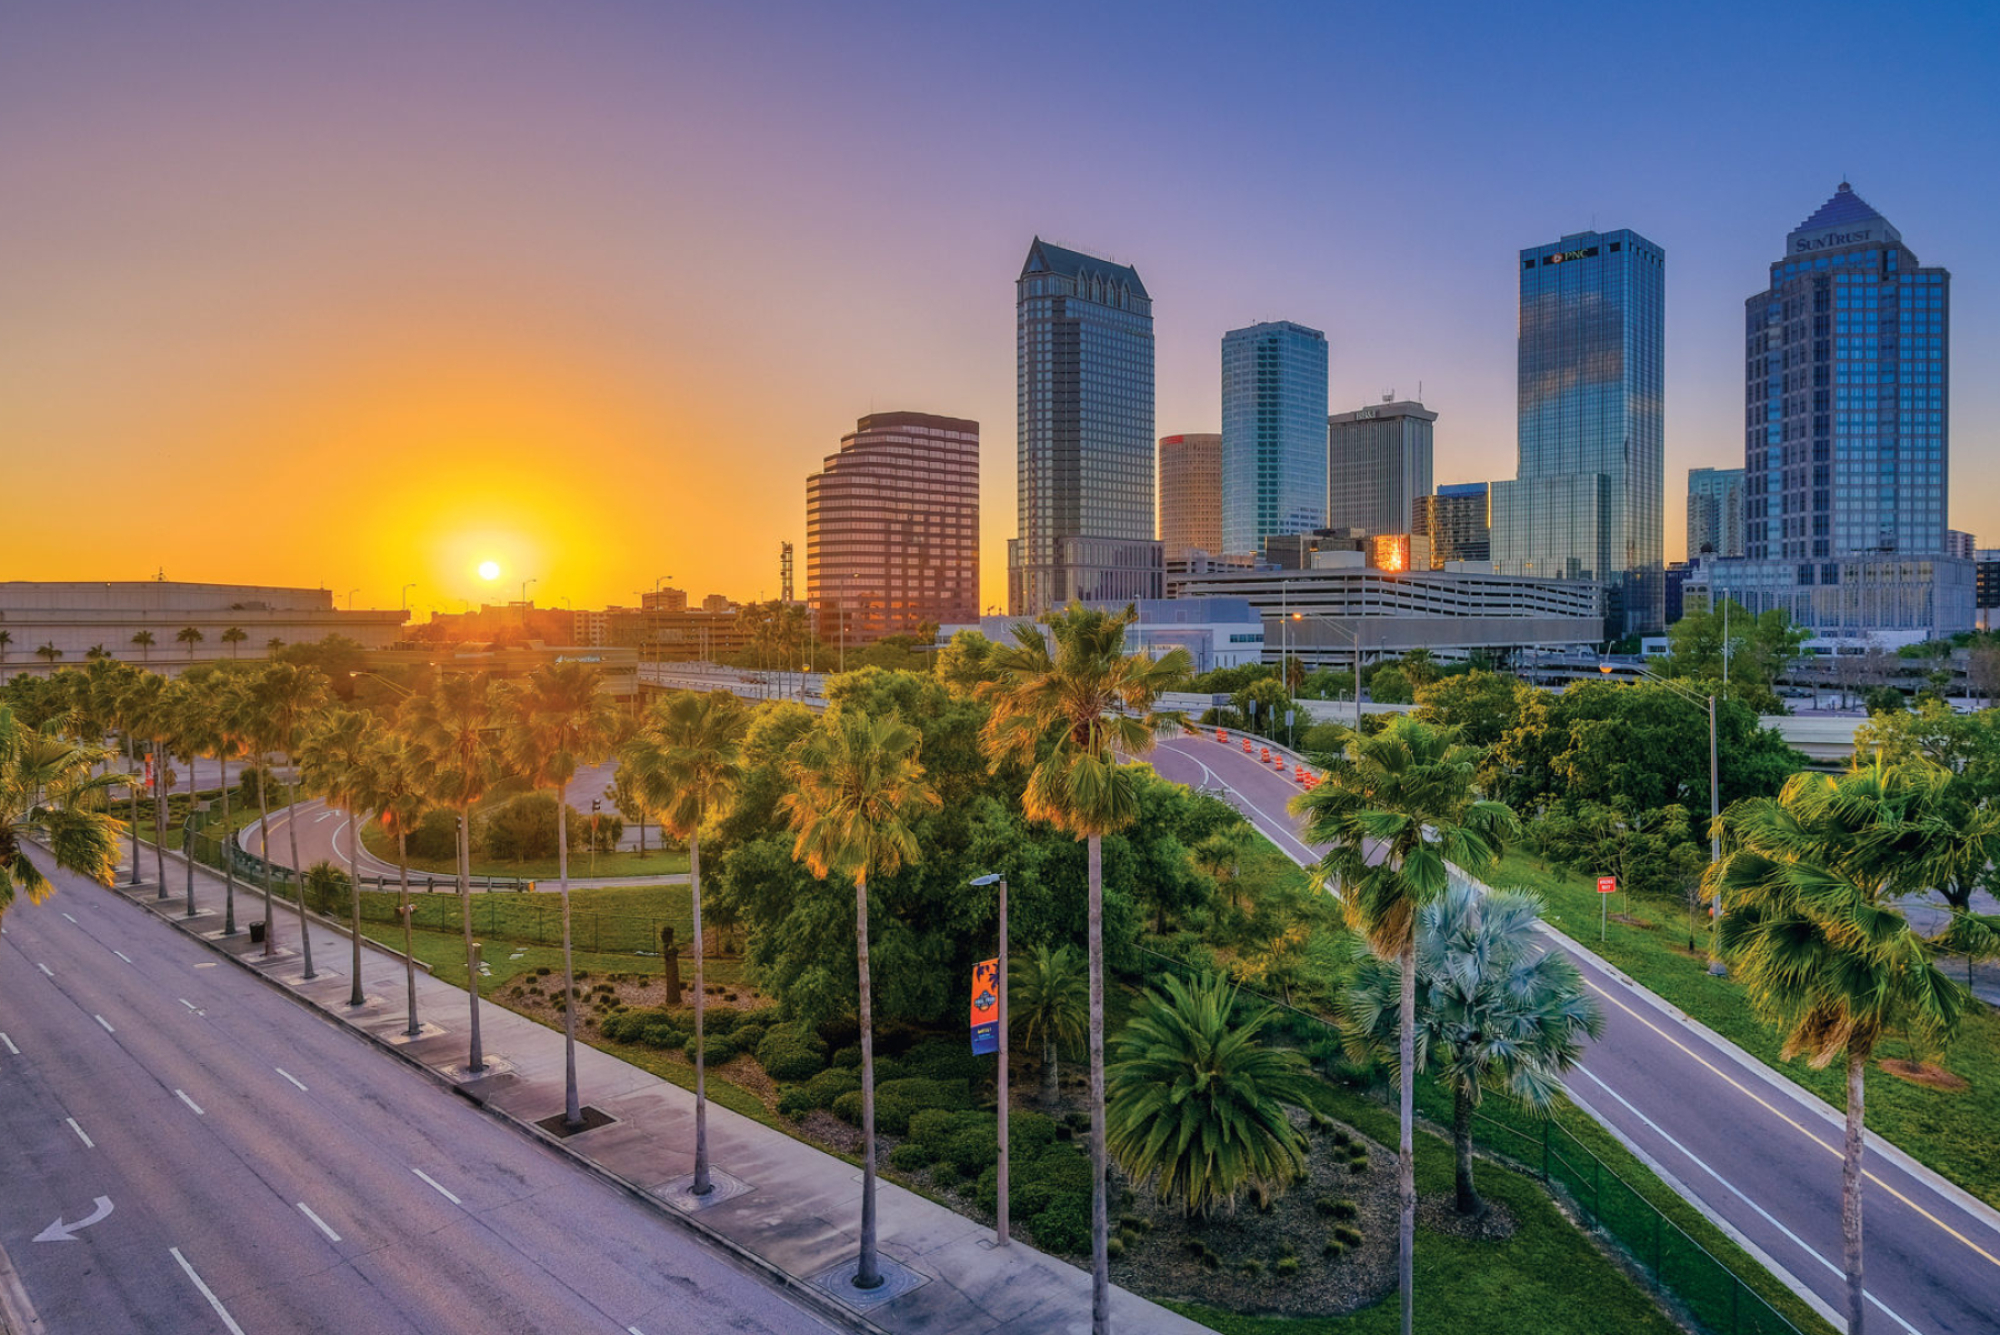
[249,920,266,944]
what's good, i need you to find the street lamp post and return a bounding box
[969,872,1009,1246]
[401,583,416,612]
[1289,610,1364,731]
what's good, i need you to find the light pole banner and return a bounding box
[970,957,999,1055]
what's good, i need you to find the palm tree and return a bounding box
[0,629,12,684]
[504,662,620,1129]
[85,645,109,662]
[35,643,62,672]
[404,673,506,1071]
[779,707,939,1291]
[121,671,175,900]
[1193,822,1252,916]
[1106,971,1316,1216]
[1709,762,1969,1334]
[222,627,247,659]
[619,688,750,1182]
[363,734,431,1035]
[1344,881,1601,1217]
[94,663,147,887]
[1293,715,1517,1335]
[266,637,285,655]
[176,627,205,661]
[164,677,211,917]
[1,707,126,923]
[979,602,1191,1333]
[249,662,331,976]
[298,708,375,1006]
[179,678,244,934]
[1010,943,1087,1105]
[131,630,155,664]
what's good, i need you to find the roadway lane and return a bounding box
[1149,731,2000,1335]
[0,859,838,1335]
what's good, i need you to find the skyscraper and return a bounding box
[807,411,979,643]
[1157,432,1223,560]
[1327,399,1435,538]
[1693,184,1970,638]
[1492,229,1666,636]
[1686,467,1746,559]
[1221,321,1328,559]
[1413,482,1491,567]
[1009,238,1162,615]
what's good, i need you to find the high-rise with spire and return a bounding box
[1008,238,1162,615]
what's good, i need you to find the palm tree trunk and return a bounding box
[219,774,236,935]
[1843,1049,1867,1335]
[1453,1085,1482,1217]
[347,802,365,1007]
[855,867,881,1289]
[458,808,483,1071]
[152,742,169,899]
[1088,832,1110,1335]
[557,782,581,1130]
[182,754,197,917]
[1398,938,1416,1335]
[286,764,315,979]
[399,828,419,1036]
[1043,1033,1059,1106]
[127,733,142,886]
[257,768,275,955]
[692,826,712,1195]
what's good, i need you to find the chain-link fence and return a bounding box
[1128,945,1810,1335]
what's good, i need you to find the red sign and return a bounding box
[1596,876,1617,895]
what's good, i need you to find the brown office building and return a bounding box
[807,411,979,643]
[1157,433,1223,561]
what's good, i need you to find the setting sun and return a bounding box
[477,560,501,581]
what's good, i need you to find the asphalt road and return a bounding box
[0,855,837,1335]
[1149,731,2000,1335]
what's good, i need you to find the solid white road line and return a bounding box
[93,1015,115,1034]
[66,1117,94,1149]
[61,913,78,924]
[175,1089,205,1116]
[169,1247,246,1335]
[36,963,53,977]
[411,1168,461,1205]
[0,1032,18,1055]
[297,1202,341,1243]
[275,1067,308,1091]
[178,998,198,1012]
[112,950,133,963]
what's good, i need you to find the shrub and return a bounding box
[731,1022,769,1053]
[1012,1180,1056,1220]
[1008,1110,1057,1157]
[699,1035,739,1065]
[702,1008,740,1036]
[1333,1225,1363,1247]
[832,1045,862,1068]
[1032,1146,1092,1195]
[1105,1236,1125,1259]
[757,1024,830,1082]
[1314,1196,1341,1217]
[1348,1160,1368,1174]
[1238,1259,1264,1278]
[1323,1236,1346,1257]
[1331,1200,1358,1221]
[941,1122,998,1175]
[302,861,349,915]
[1031,1193,1091,1255]
[907,1108,968,1151]
[899,1037,987,1085]
[482,793,590,862]
[1274,1256,1299,1276]
[887,1142,933,1171]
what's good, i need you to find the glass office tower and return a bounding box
[1009,238,1162,615]
[1492,228,1666,636]
[1220,321,1328,560]
[1686,466,1746,558]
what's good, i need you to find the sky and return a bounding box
[3,0,1996,621]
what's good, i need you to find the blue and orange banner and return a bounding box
[970,957,999,1055]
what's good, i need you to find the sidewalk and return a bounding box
[102,848,1207,1335]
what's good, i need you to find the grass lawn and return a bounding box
[359,819,690,880]
[1498,850,2000,1212]
[346,881,738,960]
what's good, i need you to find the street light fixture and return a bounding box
[401,583,417,612]
[969,872,1010,1247]
[1599,661,1725,975]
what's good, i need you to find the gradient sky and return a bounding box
[4,0,1996,619]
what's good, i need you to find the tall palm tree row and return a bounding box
[1294,715,1518,1335]
[620,688,750,1189]
[363,733,431,1037]
[251,663,330,977]
[1709,762,1969,1335]
[779,706,939,1291]
[979,602,1192,1335]
[505,661,621,1130]
[298,708,376,1006]
[121,671,175,900]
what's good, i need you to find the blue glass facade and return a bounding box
[1009,238,1162,615]
[1493,228,1666,636]
[1220,321,1328,559]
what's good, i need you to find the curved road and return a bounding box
[1149,731,2000,1335]
[0,853,835,1335]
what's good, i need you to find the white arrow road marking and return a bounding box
[275,1068,307,1091]
[61,913,77,924]
[36,963,52,977]
[112,950,132,963]
[93,1015,115,1034]
[66,1118,94,1149]
[0,1032,18,1055]
[175,1089,205,1116]
[411,1168,461,1205]
[34,1196,112,1242]
[297,1202,341,1243]
[170,1247,245,1335]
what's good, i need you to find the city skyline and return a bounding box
[4,2,1996,616]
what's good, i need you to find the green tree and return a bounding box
[1010,942,1087,1105]
[1661,598,1807,714]
[1709,764,1970,1335]
[1345,882,1601,1216]
[1192,822,1252,917]
[404,673,507,1071]
[1,707,127,923]
[604,776,650,856]
[1293,715,1517,1335]
[979,602,1191,1334]
[249,662,331,977]
[1368,663,1414,705]
[298,708,375,1006]
[505,661,620,1130]
[176,626,205,660]
[1414,670,1531,749]
[935,629,1003,698]
[620,689,751,1192]
[1106,971,1315,1217]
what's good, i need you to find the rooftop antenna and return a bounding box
[1383,390,1394,403]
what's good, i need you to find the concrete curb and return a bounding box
[98,853,892,1335]
[0,1240,44,1335]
